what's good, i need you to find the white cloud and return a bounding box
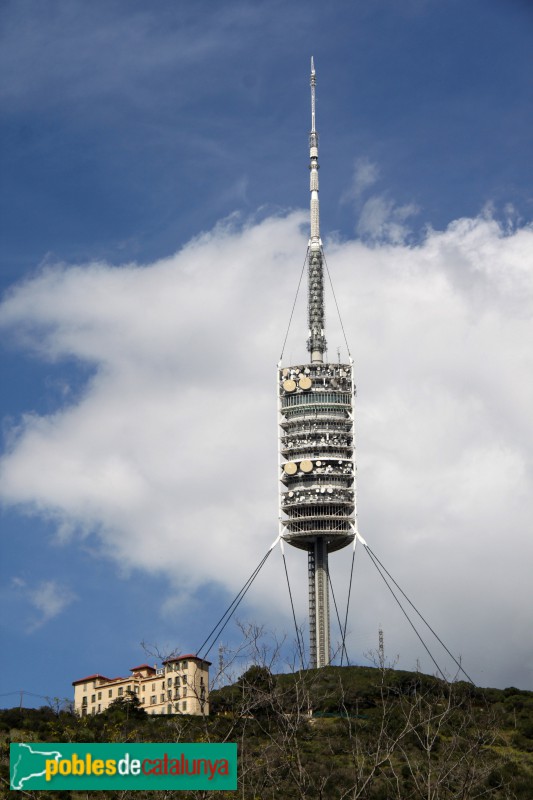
[1,211,533,687]
[342,158,419,244]
[357,195,419,243]
[8,578,78,631]
[29,581,77,625]
[342,157,380,202]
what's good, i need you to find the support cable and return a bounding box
[328,571,350,666]
[197,547,274,660]
[279,249,309,362]
[365,545,475,685]
[280,542,305,669]
[322,249,352,359]
[364,546,448,682]
[340,540,357,666]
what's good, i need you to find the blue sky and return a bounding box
[1,0,533,706]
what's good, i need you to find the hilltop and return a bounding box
[1,664,532,798]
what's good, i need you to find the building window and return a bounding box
[182,661,188,670]
[160,694,165,703]
[150,696,156,705]
[167,678,172,687]
[134,686,139,694]
[182,701,187,711]
[118,687,123,696]
[161,681,164,689]
[108,689,113,698]
[174,676,180,686]
[183,687,187,697]
[97,704,101,712]
[91,707,96,715]
[167,705,172,714]
[142,685,146,692]
[82,697,87,706]
[91,695,96,703]
[167,691,172,700]
[126,685,131,692]
[141,698,145,704]
[83,684,87,693]
[152,683,156,691]
[97,692,102,700]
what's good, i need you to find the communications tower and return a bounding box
[278,59,356,668]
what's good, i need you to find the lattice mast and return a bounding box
[308,56,326,364]
[278,59,356,669]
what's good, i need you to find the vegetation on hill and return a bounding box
[1,663,532,799]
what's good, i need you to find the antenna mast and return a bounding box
[308,57,326,363]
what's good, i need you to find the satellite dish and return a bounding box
[299,376,312,391]
[284,462,298,475]
[283,379,296,393]
[316,460,322,466]
[300,459,313,473]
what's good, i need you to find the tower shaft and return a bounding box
[309,537,330,667]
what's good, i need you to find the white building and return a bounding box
[72,654,210,716]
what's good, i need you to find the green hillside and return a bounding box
[2,665,532,799]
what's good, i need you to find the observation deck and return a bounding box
[278,361,356,552]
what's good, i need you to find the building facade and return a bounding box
[72,655,210,717]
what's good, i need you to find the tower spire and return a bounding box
[309,57,320,249]
[307,57,326,363]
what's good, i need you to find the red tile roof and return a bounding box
[72,673,111,686]
[74,655,210,686]
[129,664,156,672]
[162,654,211,665]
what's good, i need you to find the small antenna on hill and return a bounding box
[378,625,385,670]
[218,642,224,687]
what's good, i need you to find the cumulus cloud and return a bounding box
[1,211,532,686]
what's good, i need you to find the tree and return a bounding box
[104,689,146,720]
[204,628,520,800]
